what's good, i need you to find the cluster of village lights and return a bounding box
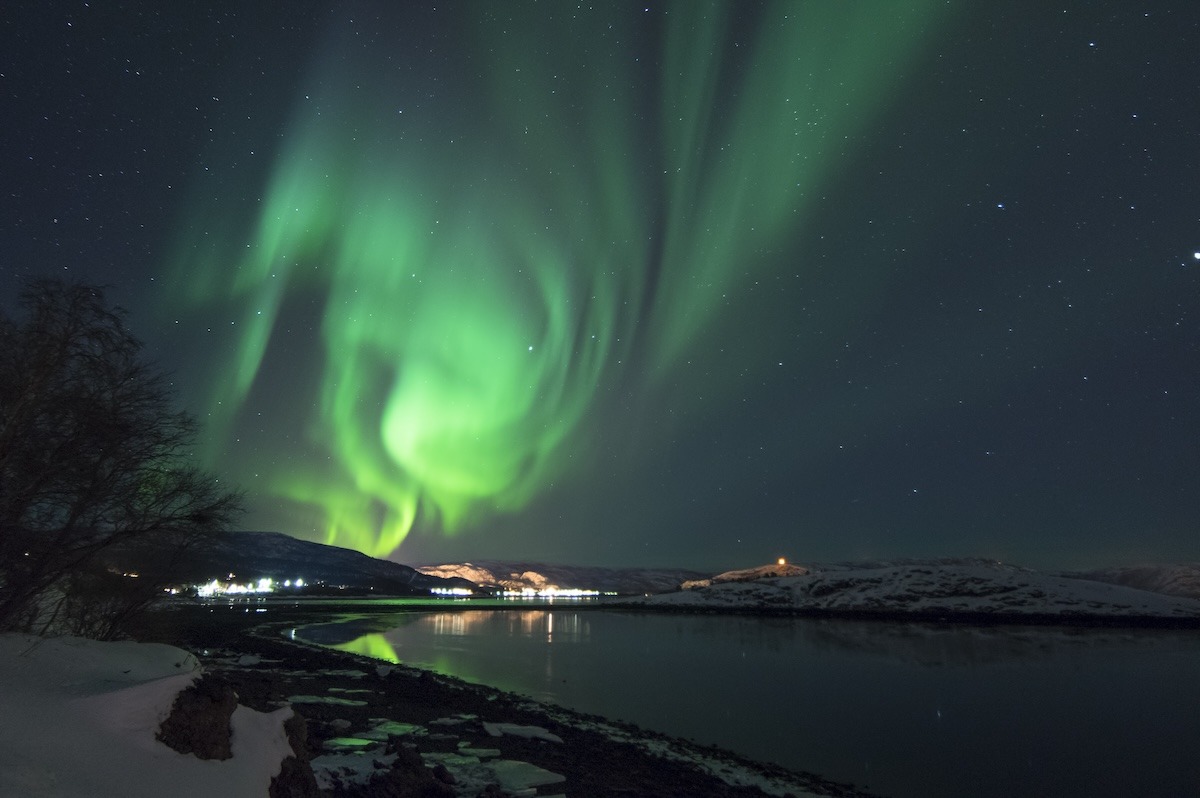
[189,578,614,599]
[194,576,305,598]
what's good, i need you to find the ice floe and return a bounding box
[286,694,369,706]
[482,721,564,743]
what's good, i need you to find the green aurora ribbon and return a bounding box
[165,2,943,556]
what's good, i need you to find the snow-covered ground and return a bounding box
[0,634,295,798]
[618,559,1200,620]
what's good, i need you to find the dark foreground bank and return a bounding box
[132,603,879,798]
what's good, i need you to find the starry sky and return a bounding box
[3,1,1198,571]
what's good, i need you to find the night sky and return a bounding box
[3,2,1198,571]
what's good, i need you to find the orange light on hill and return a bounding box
[777,557,787,566]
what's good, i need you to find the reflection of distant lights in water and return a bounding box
[430,614,461,636]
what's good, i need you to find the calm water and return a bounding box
[297,609,1200,798]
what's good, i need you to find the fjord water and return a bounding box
[298,609,1200,798]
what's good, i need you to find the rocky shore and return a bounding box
[133,602,879,798]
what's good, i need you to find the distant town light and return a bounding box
[430,586,475,596]
[191,573,307,598]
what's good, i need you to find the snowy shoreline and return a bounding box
[113,604,881,797]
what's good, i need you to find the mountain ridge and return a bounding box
[111,530,476,595]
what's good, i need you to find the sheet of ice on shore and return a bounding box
[482,721,563,743]
[312,718,564,796]
[362,719,425,739]
[324,736,378,750]
[287,693,369,706]
[422,752,566,796]
[430,712,478,726]
[457,744,501,758]
[0,633,294,798]
[489,758,567,790]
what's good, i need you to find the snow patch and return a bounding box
[0,634,294,798]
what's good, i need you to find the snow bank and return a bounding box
[0,634,294,798]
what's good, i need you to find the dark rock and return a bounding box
[156,675,237,760]
[430,763,456,785]
[270,711,321,798]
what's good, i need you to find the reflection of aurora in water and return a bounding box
[330,609,592,668]
[165,2,944,557]
[334,634,399,664]
[325,610,591,691]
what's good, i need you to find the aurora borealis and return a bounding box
[4,2,1199,569]
[160,2,944,557]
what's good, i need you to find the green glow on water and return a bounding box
[332,634,400,664]
[165,2,943,556]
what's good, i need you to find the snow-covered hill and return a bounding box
[417,560,710,595]
[615,560,1200,623]
[1067,563,1200,601]
[680,561,808,589]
